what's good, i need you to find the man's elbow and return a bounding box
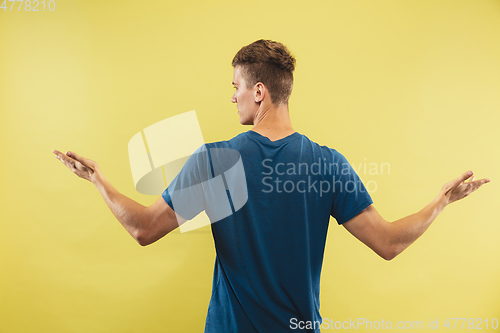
[379,244,406,261]
[381,251,396,261]
[380,244,401,261]
[135,226,172,246]
[136,234,151,246]
[133,227,155,246]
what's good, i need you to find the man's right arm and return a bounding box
[342,171,490,260]
[54,149,186,246]
[93,170,185,246]
[142,196,187,245]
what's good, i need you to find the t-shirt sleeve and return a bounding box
[330,150,373,225]
[161,144,246,223]
[161,144,211,220]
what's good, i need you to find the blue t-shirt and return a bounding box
[162,130,373,332]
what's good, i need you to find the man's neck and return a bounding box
[251,103,295,142]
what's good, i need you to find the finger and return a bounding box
[60,155,90,178]
[54,150,76,164]
[54,149,70,163]
[463,178,490,196]
[469,178,491,190]
[54,150,81,169]
[53,149,65,160]
[56,152,77,169]
[54,150,76,165]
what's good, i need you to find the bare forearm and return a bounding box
[92,170,147,242]
[388,194,447,257]
[343,171,489,261]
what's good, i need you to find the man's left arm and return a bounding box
[342,171,490,260]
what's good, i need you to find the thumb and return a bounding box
[450,170,473,190]
[66,151,96,170]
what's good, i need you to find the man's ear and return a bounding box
[254,82,265,103]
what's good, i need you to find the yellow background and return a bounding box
[1,0,499,332]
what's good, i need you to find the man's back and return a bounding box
[162,130,373,332]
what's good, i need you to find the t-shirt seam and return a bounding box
[245,131,302,146]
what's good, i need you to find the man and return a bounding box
[53,39,490,332]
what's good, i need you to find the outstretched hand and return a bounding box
[441,171,490,205]
[53,150,100,183]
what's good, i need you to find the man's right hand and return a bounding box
[53,150,100,184]
[440,171,490,205]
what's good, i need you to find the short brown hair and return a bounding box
[232,39,296,105]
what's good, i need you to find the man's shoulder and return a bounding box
[205,131,250,149]
[296,133,340,155]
